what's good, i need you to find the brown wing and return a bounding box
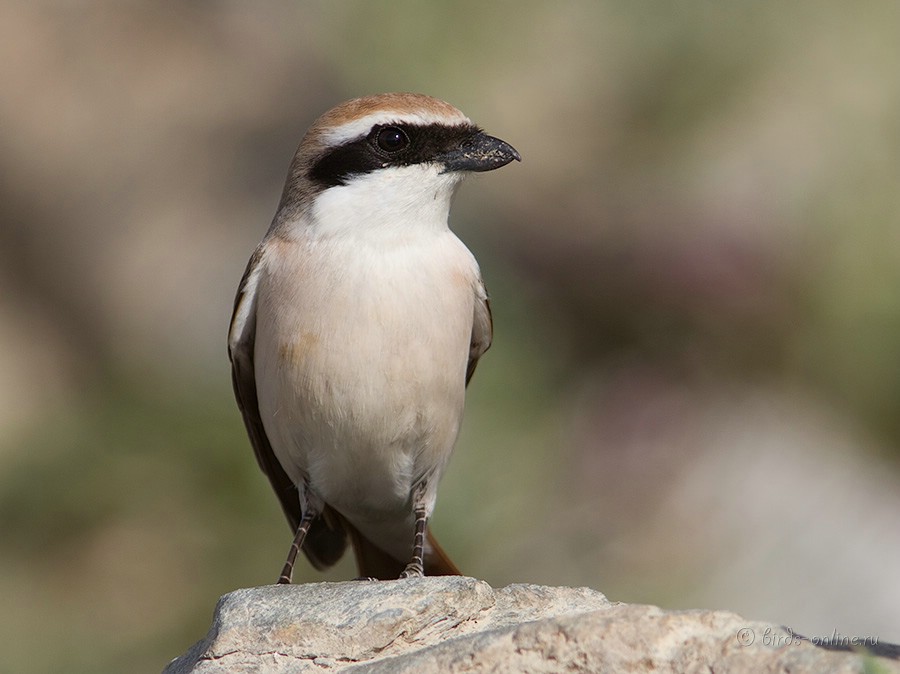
[466,281,493,385]
[227,244,346,570]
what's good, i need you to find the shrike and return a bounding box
[228,93,519,582]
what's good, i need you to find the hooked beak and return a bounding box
[439,131,521,173]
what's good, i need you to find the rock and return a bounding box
[164,577,900,673]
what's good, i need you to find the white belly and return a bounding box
[253,230,478,558]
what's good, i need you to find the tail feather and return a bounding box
[301,506,349,570]
[346,523,406,580]
[338,514,461,579]
[424,529,461,576]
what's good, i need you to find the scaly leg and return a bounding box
[277,508,317,584]
[399,484,428,579]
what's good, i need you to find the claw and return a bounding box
[399,562,424,579]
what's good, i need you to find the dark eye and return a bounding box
[375,126,409,153]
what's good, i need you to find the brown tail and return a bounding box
[343,519,460,579]
[424,529,461,576]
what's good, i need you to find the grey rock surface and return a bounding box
[164,577,899,673]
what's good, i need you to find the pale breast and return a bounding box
[253,230,479,518]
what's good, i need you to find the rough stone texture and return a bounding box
[165,577,899,674]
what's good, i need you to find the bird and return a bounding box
[227,93,519,582]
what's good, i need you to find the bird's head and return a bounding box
[274,93,520,233]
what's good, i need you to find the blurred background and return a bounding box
[2,2,899,671]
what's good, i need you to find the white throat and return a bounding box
[307,164,464,240]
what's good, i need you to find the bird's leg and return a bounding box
[277,507,317,584]
[399,483,428,579]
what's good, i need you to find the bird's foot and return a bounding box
[398,561,424,579]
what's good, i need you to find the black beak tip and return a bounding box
[484,139,522,170]
[490,136,520,166]
[440,132,521,173]
[474,136,521,172]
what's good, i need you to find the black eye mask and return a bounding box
[310,122,479,188]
